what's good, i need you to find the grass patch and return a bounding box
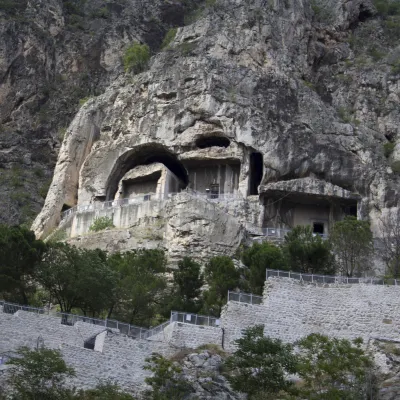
[384,142,396,157]
[391,160,400,173]
[162,28,178,49]
[89,216,114,232]
[196,344,228,358]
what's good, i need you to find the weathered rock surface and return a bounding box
[0,0,192,225]
[32,0,400,246]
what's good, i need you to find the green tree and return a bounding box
[225,325,297,399]
[283,226,336,275]
[168,257,204,314]
[107,250,168,326]
[36,244,116,315]
[202,256,241,316]
[0,225,46,304]
[330,216,373,277]
[6,347,75,400]
[296,334,377,400]
[143,353,192,400]
[241,242,286,295]
[123,43,150,73]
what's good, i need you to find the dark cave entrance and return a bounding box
[106,145,189,200]
[249,152,263,195]
[196,136,231,149]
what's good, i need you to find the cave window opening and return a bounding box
[210,183,220,199]
[196,136,231,149]
[313,222,324,235]
[249,152,263,195]
[61,204,72,212]
[344,204,357,217]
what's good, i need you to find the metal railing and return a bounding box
[248,226,328,240]
[266,269,400,285]
[170,311,220,327]
[0,301,151,339]
[61,190,247,221]
[144,320,171,338]
[61,193,164,220]
[228,291,263,305]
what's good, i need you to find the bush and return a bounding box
[143,353,191,400]
[225,325,298,399]
[391,160,400,173]
[123,43,150,73]
[241,242,286,295]
[161,28,177,49]
[297,334,377,399]
[283,226,336,275]
[89,216,114,232]
[384,141,396,157]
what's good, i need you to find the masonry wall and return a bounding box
[221,278,400,349]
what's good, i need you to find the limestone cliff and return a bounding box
[0,0,193,225]
[28,0,400,259]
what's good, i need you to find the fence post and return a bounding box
[208,316,210,326]
[250,293,253,305]
[195,314,198,325]
[312,274,314,283]
[288,271,291,279]
[278,270,280,277]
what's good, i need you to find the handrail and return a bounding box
[170,310,220,327]
[228,291,263,305]
[266,269,399,285]
[0,301,150,339]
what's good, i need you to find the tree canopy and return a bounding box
[0,224,46,304]
[283,225,336,275]
[330,216,373,277]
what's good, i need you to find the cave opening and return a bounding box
[106,145,189,200]
[196,136,231,149]
[249,152,263,195]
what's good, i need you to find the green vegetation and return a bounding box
[384,141,396,157]
[337,106,352,123]
[330,216,373,277]
[0,0,27,15]
[0,225,46,304]
[37,244,116,315]
[161,28,178,49]
[5,347,135,399]
[89,216,114,232]
[374,0,400,16]
[143,354,191,400]
[79,96,91,106]
[123,43,150,73]
[310,0,335,23]
[224,326,376,399]
[225,325,297,399]
[391,160,400,173]
[241,242,286,295]
[283,225,336,275]
[167,257,204,314]
[202,256,241,316]
[6,347,75,399]
[296,334,376,399]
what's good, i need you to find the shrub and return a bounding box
[161,28,178,49]
[241,242,286,295]
[384,141,396,157]
[123,43,150,73]
[225,325,298,398]
[89,216,114,232]
[391,160,400,173]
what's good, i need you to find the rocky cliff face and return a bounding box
[31,0,400,246]
[0,0,193,225]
